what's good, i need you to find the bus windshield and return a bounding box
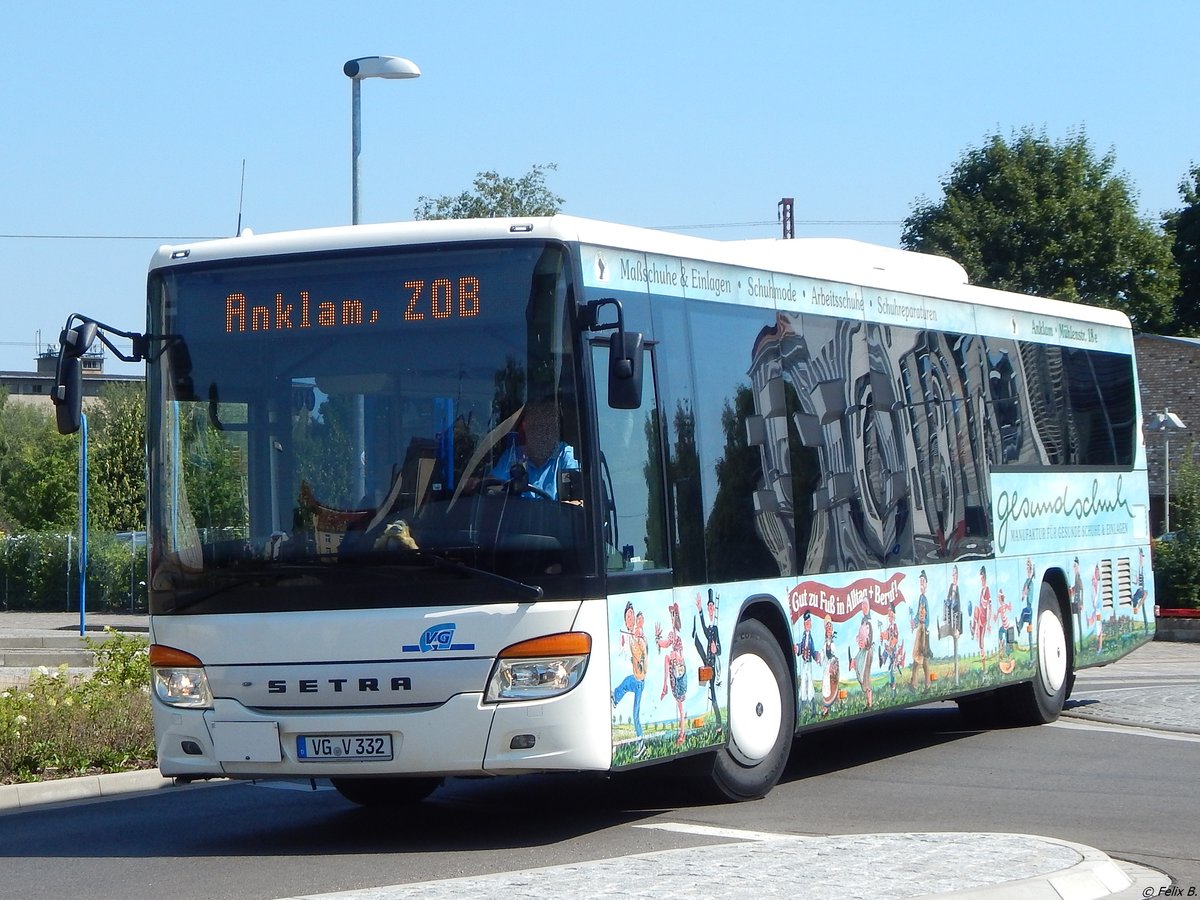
[146,241,591,614]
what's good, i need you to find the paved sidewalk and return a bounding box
[0,609,148,637]
[1062,639,1200,734]
[276,829,1166,900]
[0,610,147,687]
[0,613,1187,899]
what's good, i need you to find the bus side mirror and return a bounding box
[63,320,98,359]
[608,331,644,410]
[53,355,84,435]
[51,319,99,435]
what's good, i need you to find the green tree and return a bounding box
[1163,164,1200,335]
[1152,444,1200,610]
[414,163,563,220]
[2,434,79,531]
[87,383,146,532]
[0,397,78,532]
[902,128,1178,330]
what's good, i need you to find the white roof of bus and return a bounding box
[151,214,1132,331]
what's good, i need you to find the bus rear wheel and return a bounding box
[331,776,442,807]
[998,582,1069,725]
[708,618,794,801]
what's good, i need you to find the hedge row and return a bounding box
[0,533,147,613]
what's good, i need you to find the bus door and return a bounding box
[590,341,679,765]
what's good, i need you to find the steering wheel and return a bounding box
[481,475,554,501]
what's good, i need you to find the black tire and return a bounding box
[997,582,1069,725]
[708,618,795,801]
[331,776,442,807]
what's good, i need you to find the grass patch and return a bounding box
[0,629,155,784]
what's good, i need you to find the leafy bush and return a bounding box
[1154,446,1200,610]
[1152,537,1200,610]
[0,532,146,612]
[0,628,154,783]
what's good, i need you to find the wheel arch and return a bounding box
[738,594,797,714]
[1040,566,1075,672]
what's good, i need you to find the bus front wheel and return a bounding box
[708,618,794,801]
[998,583,1069,725]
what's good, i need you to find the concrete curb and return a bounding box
[1061,707,1200,735]
[939,835,1133,899]
[272,830,1155,900]
[0,767,175,814]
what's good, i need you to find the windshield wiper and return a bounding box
[399,548,544,599]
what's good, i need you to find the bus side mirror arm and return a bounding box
[580,298,644,410]
[52,314,149,435]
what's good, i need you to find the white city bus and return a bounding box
[53,216,1155,804]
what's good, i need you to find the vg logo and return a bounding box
[402,622,475,653]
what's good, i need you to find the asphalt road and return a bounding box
[0,640,1195,899]
[2,648,1190,900]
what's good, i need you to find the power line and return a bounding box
[0,219,905,241]
[650,219,903,231]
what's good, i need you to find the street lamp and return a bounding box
[1147,408,1186,533]
[344,55,420,225]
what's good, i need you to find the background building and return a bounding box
[1134,334,1200,535]
[0,347,142,408]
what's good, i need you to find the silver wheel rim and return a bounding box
[1036,608,1067,695]
[728,651,782,764]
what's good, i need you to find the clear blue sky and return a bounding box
[2,1,1196,374]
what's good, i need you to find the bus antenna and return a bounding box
[235,159,247,236]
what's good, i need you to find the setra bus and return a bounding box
[51,215,1155,804]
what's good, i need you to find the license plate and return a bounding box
[296,734,393,761]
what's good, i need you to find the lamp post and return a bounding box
[344,55,420,225]
[1147,408,1186,534]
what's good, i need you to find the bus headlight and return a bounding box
[485,632,591,703]
[150,644,213,709]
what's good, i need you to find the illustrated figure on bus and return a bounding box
[795,610,821,719]
[656,602,688,746]
[1017,558,1035,657]
[878,600,903,698]
[693,590,723,731]
[971,566,992,680]
[996,588,1016,675]
[1130,548,1148,630]
[820,614,840,716]
[612,600,648,756]
[1070,556,1085,652]
[1088,562,1104,653]
[849,598,874,708]
[939,563,963,685]
[909,570,932,691]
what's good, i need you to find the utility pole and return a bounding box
[777,197,794,239]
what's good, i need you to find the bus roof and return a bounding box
[151,214,1133,332]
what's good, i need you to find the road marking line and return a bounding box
[1071,685,1196,696]
[633,822,798,842]
[1050,719,1200,742]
